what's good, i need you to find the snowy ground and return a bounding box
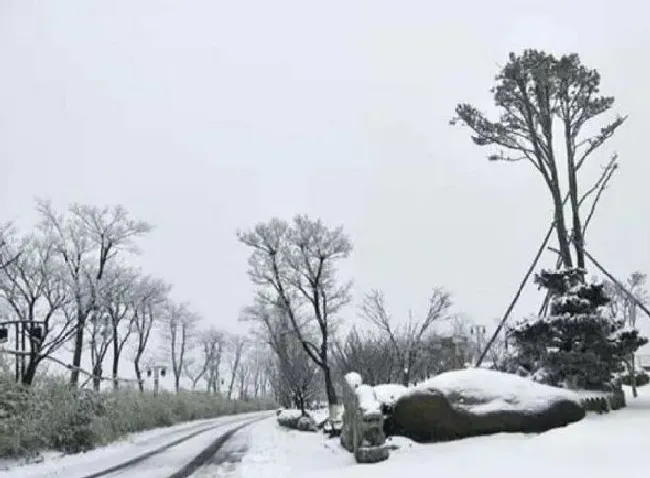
[0,411,272,478]
[221,386,650,478]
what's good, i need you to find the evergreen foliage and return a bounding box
[508,268,648,389]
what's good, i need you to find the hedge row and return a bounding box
[0,375,275,459]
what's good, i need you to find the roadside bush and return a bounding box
[0,375,275,459]
[621,371,650,387]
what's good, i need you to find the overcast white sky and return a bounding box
[1,0,649,342]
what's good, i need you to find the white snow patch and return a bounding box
[412,368,580,413]
[309,408,330,425]
[236,418,353,477]
[277,409,303,421]
[344,372,362,389]
[355,384,381,417]
[373,384,408,407]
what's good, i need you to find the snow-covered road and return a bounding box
[0,411,273,478]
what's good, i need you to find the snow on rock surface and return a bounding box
[276,409,303,421]
[354,384,381,417]
[412,368,581,414]
[344,372,362,389]
[374,384,408,407]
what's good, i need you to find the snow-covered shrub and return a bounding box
[621,371,649,387]
[508,269,648,390]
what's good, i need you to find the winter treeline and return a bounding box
[0,201,273,399]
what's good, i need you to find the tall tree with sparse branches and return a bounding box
[452,50,625,272]
[238,215,352,409]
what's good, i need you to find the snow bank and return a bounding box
[374,384,408,407]
[412,368,581,414]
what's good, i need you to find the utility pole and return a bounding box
[146,364,167,396]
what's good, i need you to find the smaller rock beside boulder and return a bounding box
[296,415,318,432]
[277,409,320,432]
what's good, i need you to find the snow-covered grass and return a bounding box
[233,385,650,478]
[410,368,581,413]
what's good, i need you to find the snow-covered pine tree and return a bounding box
[508,268,648,390]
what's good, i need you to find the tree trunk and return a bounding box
[322,364,338,407]
[111,334,120,390]
[92,363,102,391]
[564,127,585,270]
[112,352,120,390]
[69,323,85,387]
[134,354,144,393]
[21,355,40,386]
[629,356,638,398]
[550,189,573,268]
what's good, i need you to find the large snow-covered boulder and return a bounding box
[392,369,585,442]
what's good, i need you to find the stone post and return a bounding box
[340,372,390,464]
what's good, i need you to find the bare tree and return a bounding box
[360,288,453,386]
[236,349,251,400]
[248,346,270,399]
[102,266,140,389]
[166,302,197,393]
[333,327,396,385]
[86,310,112,390]
[132,276,170,392]
[238,215,352,408]
[204,329,225,394]
[36,200,152,386]
[452,50,625,271]
[0,230,74,385]
[242,299,320,411]
[225,333,247,400]
[184,327,225,391]
[0,224,21,270]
